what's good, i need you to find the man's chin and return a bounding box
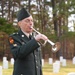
[27,30,32,33]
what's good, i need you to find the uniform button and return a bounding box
[35,55,37,57]
[36,66,38,68]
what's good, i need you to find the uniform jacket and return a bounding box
[9,29,42,75]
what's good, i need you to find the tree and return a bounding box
[0,18,18,34]
[0,0,75,59]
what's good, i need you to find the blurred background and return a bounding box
[0,0,75,61]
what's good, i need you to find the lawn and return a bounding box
[43,60,75,75]
[0,60,75,75]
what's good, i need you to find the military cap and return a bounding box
[17,8,30,22]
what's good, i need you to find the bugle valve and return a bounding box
[31,27,61,53]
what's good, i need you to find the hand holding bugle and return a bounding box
[31,27,61,53]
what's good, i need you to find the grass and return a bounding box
[0,60,75,75]
[43,60,75,75]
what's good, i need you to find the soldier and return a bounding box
[9,8,48,75]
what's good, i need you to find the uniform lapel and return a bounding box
[18,29,30,43]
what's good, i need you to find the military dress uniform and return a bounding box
[9,29,43,75]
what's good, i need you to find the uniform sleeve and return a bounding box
[9,36,40,59]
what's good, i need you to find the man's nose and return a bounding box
[30,21,33,25]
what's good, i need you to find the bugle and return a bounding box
[31,27,61,53]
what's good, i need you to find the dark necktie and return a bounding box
[29,35,32,40]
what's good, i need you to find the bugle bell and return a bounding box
[31,27,61,53]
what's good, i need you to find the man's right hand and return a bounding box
[34,34,48,42]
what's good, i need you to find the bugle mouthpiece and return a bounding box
[30,26,33,29]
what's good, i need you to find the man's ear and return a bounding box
[18,21,21,27]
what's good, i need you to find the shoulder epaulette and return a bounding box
[10,32,19,37]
